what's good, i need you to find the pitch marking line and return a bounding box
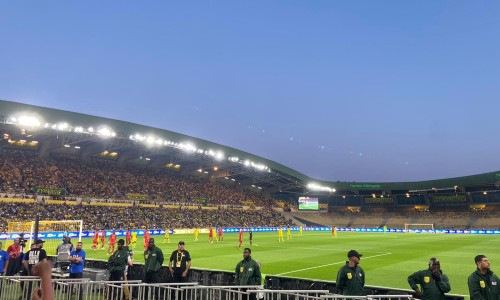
[275,252,392,276]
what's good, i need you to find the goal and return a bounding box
[8,220,83,254]
[404,223,435,233]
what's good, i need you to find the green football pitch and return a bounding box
[76,231,497,295]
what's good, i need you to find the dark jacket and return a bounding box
[235,256,261,285]
[107,247,128,273]
[408,268,451,300]
[144,246,164,273]
[336,262,365,296]
[468,268,500,300]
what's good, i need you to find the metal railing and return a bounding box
[0,276,415,300]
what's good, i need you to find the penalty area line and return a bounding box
[275,252,392,276]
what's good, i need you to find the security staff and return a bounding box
[468,255,500,300]
[169,241,191,283]
[336,250,365,296]
[408,258,451,299]
[235,248,261,300]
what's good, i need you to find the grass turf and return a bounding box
[34,231,500,295]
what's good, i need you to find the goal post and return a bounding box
[404,223,435,233]
[8,220,83,254]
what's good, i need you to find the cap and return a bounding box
[178,241,185,245]
[117,239,125,245]
[347,250,362,258]
[35,239,45,244]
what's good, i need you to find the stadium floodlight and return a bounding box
[75,146,80,149]
[228,157,239,162]
[179,143,197,152]
[18,116,41,127]
[215,152,225,160]
[145,157,151,161]
[98,127,114,137]
[307,183,336,193]
[57,122,68,130]
[88,127,94,132]
[146,136,155,144]
[244,160,251,166]
[64,144,70,148]
[74,126,84,133]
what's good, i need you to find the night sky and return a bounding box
[1,1,499,182]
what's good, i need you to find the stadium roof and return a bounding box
[1,99,499,196]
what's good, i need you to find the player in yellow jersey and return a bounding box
[194,228,199,241]
[164,228,170,243]
[286,226,292,240]
[278,227,284,242]
[299,225,303,236]
[332,226,338,238]
[130,231,138,248]
[212,227,218,243]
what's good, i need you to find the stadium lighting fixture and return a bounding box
[258,187,262,189]
[74,126,84,133]
[231,178,236,181]
[32,141,38,144]
[203,171,208,174]
[88,127,94,132]
[224,177,229,179]
[483,191,488,195]
[252,185,256,187]
[307,183,336,193]
[57,123,69,130]
[74,146,80,149]
[215,152,225,160]
[198,169,203,172]
[97,127,115,137]
[372,194,376,198]
[406,193,410,198]
[18,116,41,127]
[244,160,251,167]
[19,139,26,143]
[64,144,70,148]
[147,137,155,144]
[213,167,218,171]
[145,157,151,161]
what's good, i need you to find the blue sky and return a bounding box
[1,1,499,182]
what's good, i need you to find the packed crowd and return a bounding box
[0,150,271,206]
[0,202,293,232]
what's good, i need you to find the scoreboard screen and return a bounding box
[298,197,319,210]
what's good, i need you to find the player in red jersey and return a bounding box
[100,230,106,249]
[208,227,214,243]
[107,230,117,254]
[218,226,224,242]
[238,229,243,250]
[125,229,131,246]
[143,229,150,250]
[91,230,99,250]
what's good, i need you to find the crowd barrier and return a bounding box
[0,276,415,300]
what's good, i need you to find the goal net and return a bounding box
[404,223,435,233]
[8,220,83,255]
